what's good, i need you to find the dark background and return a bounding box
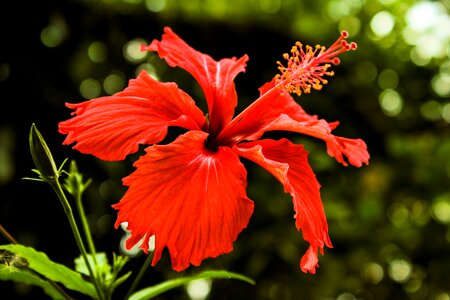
[1,0,449,299]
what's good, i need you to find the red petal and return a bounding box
[300,246,319,274]
[234,139,332,274]
[113,131,254,271]
[328,136,370,167]
[142,27,249,136]
[218,78,318,144]
[220,79,369,167]
[257,114,369,167]
[258,79,319,123]
[218,80,370,167]
[59,71,206,161]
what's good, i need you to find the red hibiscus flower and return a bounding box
[59,27,369,274]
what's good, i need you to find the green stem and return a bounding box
[75,191,99,269]
[48,179,105,300]
[124,254,153,299]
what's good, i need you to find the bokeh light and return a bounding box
[403,1,450,65]
[370,11,395,38]
[431,194,450,224]
[442,103,450,123]
[0,63,10,81]
[354,61,378,84]
[378,69,399,90]
[136,62,160,79]
[379,89,403,116]
[431,72,450,98]
[362,263,384,284]
[420,100,442,122]
[123,38,148,64]
[80,78,102,99]
[103,72,125,95]
[40,14,68,48]
[339,16,361,36]
[186,279,212,300]
[336,292,357,300]
[88,41,108,63]
[388,259,412,283]
[436,293,450,300]
[145,0,167,12]
[0,126,15,185]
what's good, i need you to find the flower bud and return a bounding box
[29,123,58,179]
[63,160,91,197]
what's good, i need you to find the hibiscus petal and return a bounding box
[257,114,370,167]
[59,71,206,161]
[113,130,254,271]
[220,80,369,167]
[328,136,370,167]
[142,27,249,136]
[258,79,320,123]
[234,139,332,274]
[218,78,318,144]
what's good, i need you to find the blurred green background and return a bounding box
[0,0,449,299]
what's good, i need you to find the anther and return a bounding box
[275,30,357,96]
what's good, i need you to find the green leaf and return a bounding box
[74,253,110,277]
[111,271,132,292]
[129,270,255,300]
[0,244,96,298]
[110,253,131,292]
[74,252,131,298]
[0,265,65,299]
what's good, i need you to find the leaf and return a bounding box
[0,265,65,299]
[74,252,131,298]
[74,252,110,277]
[0,244,96,298]
[129,270,255,300]
[111,271,132,292]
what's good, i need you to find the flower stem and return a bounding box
[74,191,99,270]
[48,179,105,300]
[124,253,153,299]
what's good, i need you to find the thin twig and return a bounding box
[0,224,18,244]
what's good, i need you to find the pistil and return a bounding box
[275,31,357,96]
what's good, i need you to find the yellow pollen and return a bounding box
[275,31,357,96]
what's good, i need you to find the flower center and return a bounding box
[204,135,220,152]
[202,114,221,152]
[275,31,357,96]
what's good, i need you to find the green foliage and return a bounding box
[63,160,92,198]
[74,252,132,298]
[0,260,65,299]
[129,270,255,300]
[0,244,96,298]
